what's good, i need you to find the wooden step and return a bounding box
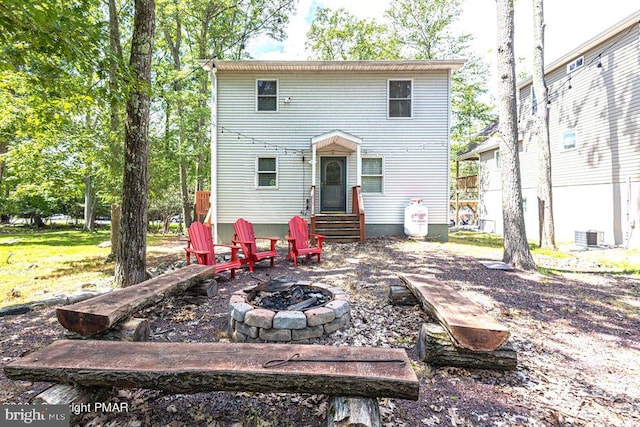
[313,214,362,243]
[398,273,510,352]
[314,214,359,223]
[5,340,419,400]
[316,227,360,236]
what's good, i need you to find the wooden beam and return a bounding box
[5,341,419,400]
[398,273,510,351]
[57,264,218,336]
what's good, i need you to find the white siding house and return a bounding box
[460,11,640,249]
[202,60,464,243]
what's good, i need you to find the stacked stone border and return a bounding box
[228,281,351,343]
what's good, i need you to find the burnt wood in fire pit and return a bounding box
[246,279,333,312]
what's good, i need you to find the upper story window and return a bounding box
[561,129,577,151]
[362,157,384,193]
[566,56,584,73]
[494,150,500,169]
[257,79,278,112]
[388,79,412,118]
[256,156,278,188]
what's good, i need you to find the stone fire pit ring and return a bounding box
[228,281,351,343]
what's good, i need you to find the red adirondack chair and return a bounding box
[232,218,279,272]
[285,215,325,266]
[185,222,242,279]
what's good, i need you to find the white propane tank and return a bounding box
[404,198,429,238]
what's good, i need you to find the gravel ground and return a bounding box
[1,236,639,426]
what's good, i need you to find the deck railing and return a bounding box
[456,175,478,191]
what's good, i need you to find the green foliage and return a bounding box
[385,0,470,59]
[0,0,297,225]
[306,8,400,60]
[305,0,497,152]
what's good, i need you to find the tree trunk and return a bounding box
[417,323,517,370]
[107,0,124,261]
[327,396,381,427]
[495,0,536,270]
[533,0,555,250]
[108,203,121,262]
[83,175,95,232]
[114,0,155,288]
[0,140,7,196]
[162,10,193,230]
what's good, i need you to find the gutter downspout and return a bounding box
[210,67,218,243]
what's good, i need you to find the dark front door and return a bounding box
[320,157,346,211]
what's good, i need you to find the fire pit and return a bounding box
[228,279,351,343]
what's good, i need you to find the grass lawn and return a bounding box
[0,227,184,308]
[447,229,640,275]
[1,227,638,309]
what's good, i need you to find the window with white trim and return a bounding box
[388,80,412,118]
[494,150,500,169]
[257,79,277,111]
[256,156,277,188]
[566,56,584,73]
[362,157,383,193]
[561,129,577,150]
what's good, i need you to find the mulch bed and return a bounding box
[1,237,639,426]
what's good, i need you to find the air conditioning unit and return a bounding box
[574,230,603,247]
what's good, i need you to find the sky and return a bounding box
[247,0,639,95]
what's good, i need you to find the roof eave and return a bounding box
[202,59,467,73]
[517,10,640,89]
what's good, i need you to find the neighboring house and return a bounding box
[460,11,640,249]
[200,60,464,243]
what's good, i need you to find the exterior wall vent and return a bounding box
[575,230,603,247]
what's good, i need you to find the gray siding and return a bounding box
[216,71,451,228]
[482,21,640,247]
[518,28,640,188]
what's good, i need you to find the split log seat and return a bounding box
[5,340,419,401]
[57,264,218,336]
[398,273,510,352]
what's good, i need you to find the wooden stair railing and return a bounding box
[352,185,365,243]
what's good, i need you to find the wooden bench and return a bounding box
[57,264,218,336]
[398,273,517,370]
[5,340,419,401]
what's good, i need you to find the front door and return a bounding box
[320,157,346,211]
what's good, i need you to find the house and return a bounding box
[200,60,465,243]
[459,10,640,249]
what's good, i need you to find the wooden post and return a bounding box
[31,385,89,405]
[184,279,217,297]
[417,323,517,370]
[387,286,418,306]
[327,396,381,427]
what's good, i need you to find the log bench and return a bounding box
[6,340,419,426]
[5,340,419,400]
[398,273,517,370]
[56,264,219,336]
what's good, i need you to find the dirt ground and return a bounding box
[1,237,639,426]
